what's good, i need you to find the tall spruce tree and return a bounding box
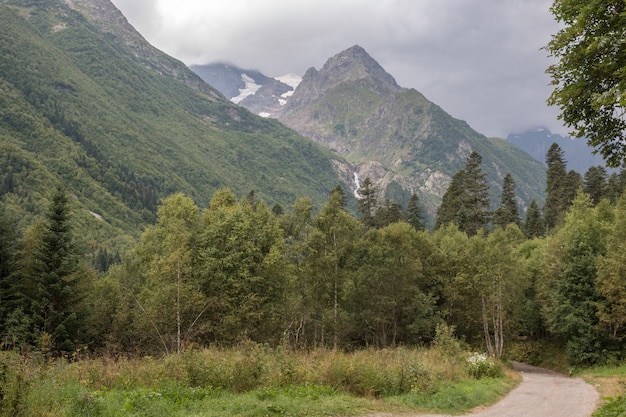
[356,177,379,229]
[30,185,88,354]
[523,199,545,239]
[461,151,492,235]
[583,166,608,205]
[374,199,403,228]
[435,170,467,230]
[436,152,491,235]
[543,143,572,230]
[493,173,520,228]
[405,193,427,231]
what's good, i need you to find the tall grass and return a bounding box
[0,342,511,417]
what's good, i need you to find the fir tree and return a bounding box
[435,170,467,230]
[405,193,427,231]
[29,185,88,354]
[543,143,571,230]
[374,199,403,228]
[461,151,491,235]
[493,173,520,228]
[356,177,379,229]
[583,166,607,205]
[523,199,545,238]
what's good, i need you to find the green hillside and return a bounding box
[0,1,344,253]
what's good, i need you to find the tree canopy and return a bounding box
[546,0,626,167]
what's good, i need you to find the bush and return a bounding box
[593,395,626,417]
[465,352,503,379]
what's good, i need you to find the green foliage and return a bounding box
[0,1,343,259]
[465,352,504,379]
[493,172,520,228]
[546,0,626,167]
[540,192,609,365]
[594,396,626,417]
[436,151,491,235]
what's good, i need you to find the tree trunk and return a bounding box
[482,295,494,356]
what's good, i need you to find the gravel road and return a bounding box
[370,361,600,417]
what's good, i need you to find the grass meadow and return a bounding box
[0,342,518,417]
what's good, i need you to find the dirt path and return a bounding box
[371,362,600,417]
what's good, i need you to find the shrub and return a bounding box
[465,352,503,379]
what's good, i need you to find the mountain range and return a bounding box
[1,0,565,258]
[0,0,345,253]
[193,46,546,215]
[507,128,617,174]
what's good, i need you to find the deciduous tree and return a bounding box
[546,0,626,167]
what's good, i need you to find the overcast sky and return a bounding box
[109,0,564,139]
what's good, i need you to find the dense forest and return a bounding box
[1,143,625,366]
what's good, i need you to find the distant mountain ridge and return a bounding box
[278,46,546,216]
[190,63,301,117]
[193,46,547,218]
[507,128,616,174]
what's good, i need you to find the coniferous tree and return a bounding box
[606,171,626,203]
[374,199,403,228]
[405,193,427,231]
[0,205,18,343]
[543,143,571,230]
[583,166,608,205]
[30,185,90,354]
[523,199,545,239]
[331,185,348,208]
[435,170,467,229]
[493,173,520,228]
[460,151,491,235]
[356,177,379,229]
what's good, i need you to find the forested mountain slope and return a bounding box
[0,0,345,253]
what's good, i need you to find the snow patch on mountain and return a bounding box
[231,74,262,104]
[275,73,302,90]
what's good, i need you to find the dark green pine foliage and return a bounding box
[436,151,491,235]
[374,199,403,228]
[523,199,545,238]
[461,151,492,236]
[607,169,626,203]
[583,166,608,205]
[493,173,520,227]
[493,172,520,228]
[404,193,427,231]
[0,205,17,337]
[436,170,467,230]
[543,143,573,230]
[331,185,349,209]
[357,177,379,229]
[30,186,88,354]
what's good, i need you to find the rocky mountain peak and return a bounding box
[280,45,402,118]
[319,45,400,91]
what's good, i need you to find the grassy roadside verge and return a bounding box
[0,345,518,417]
[579,365,626,417]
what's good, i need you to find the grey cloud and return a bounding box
[110,0,563,138]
